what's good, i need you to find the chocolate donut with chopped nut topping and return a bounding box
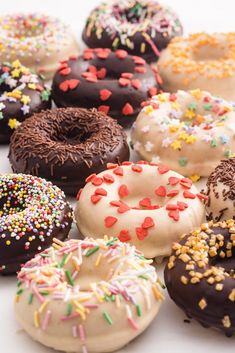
[8,107,130,196]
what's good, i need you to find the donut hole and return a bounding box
[51,126,93,145]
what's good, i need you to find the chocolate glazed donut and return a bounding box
[0,60,51,144]
[52,48,161,128]
[0,174,73,275]
[9,107,130,196]
[164,220,235,337]
[82,0,183,63]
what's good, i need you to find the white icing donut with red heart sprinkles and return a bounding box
[75,162,206,259]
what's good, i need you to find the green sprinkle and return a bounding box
[40,253,50,257]
[28,293,33,304]
[103,311,113,325]
[106,238,118,246]
[40,89,51,102]
[40,291,49,296]
[66,303,73,316]
[203,103,212,111]
[178,157,188,167]
[85,246,99,257]
[187,102,197,110]
[111,294,116,302]
[17,281,22,287]
[139,275,148,280]
[60,254,68,268]
[224,149,233,158]
[0,112,3,120]
[136,305,142,317]
[210,139,218,147]
[17,288,23,295]
[65,269,74,286]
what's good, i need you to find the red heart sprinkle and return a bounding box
[59,80,69,92]
[197,193,208,201]
[166,204,178,210]
[68,79,80,89]
[113,166,124,176]
[131,164,142,173]
[91,194,102,204]
[97,68,107,79]
[177,201,188,211]
[180,178,192,189]
[104,216,118,228]
[168,177,180,186]
[119,78,130,87]
[155,186,166,197]
[183,190,196,199]
[118,229,131,242]
[148,87,158,97]
[107,163,118,169]
[110,200,122,207]
[97,51,110,59]
[167,190,179,197]
[118,184,129,197]
[135,66,146,74]
[121,73,134,79]
[76,188,83,200]
[86,76,98,83]
[58,63,68,71]
[103,174,115,183]
[95,188,107,196]
[88,65,97,74]
[137,160,149,165]
[139,197,152,208]
[69,54,78,60]
[131,79,141,89]
[85,173,96,183]
[122,103,134,116]
[158,165,170,174]
[98,105,110,114]
[168,209,179,221]
[91,177,103,186]
[142,217,155,229]
[118,203,130,213]
[169,93,177,101]
[132,56,146,65]
[59,67,71,76]
[122,161,132,165]
[100,89,112,101]
[136,227,148,240]
[83,51,94,60]
[115,49,128,59]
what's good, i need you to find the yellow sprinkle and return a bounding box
[12,59,21,68]
[72,256,80,272]
[141,42,146,53]
[75,308,86,321]
[95,253,102,267]
[73,300,85,312]
[185,135,197,144]
[169,125,180,133]
[145,105,154,114]
[171,140,182,150]
[52,238,64,247]
[184,109,196,120]
[21,95,31,105]
[152,285,162,300]
[190,89,202,100]
[8,118,20,130]
[189,175,201,183]
[115,294,121,308]
[34,311,40,328]
[39,300,49,314]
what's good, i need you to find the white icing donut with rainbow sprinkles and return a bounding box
[131,89,235,178]
[0,13,79,80]
[15,237,163,353]
[75,161,205,259]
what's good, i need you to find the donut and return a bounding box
[164,220,235,337]
[0,13,79,80]
[82,0,183,63]
[15,236,164,352]
[131,90,235,177]
[158,32,235,101]
[204,158,235,221]
[75,161,205,259]
[0,174,73,275]
[0,60,51,144]
[52,48,161,128]
[9,108,130,196]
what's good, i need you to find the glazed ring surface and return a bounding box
[0,13,79,80]
[0,60,51,144]
[75,161,205,259]
[205,158,235,221]
[52,48,160,128]
[165,220,235,337]
[131,90,235,177]
[158,32,235,101]
[0,174,73,275]
[15,237,163,353]
[9,108,130,196]
[82,0,183,63]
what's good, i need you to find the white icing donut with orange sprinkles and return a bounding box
[15,237,163,353]
[75,162,205,259]
[131,90,235,177]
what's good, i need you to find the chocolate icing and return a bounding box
[0,174,72,275]
[52,49,160,128]
[164,220,235,337]
[82,0,183,62]
[9,107,130,196]
[0,61,51,144]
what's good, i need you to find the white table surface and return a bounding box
[0,1,235,352]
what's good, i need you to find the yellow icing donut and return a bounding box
[131,90,235,177]
[75,162,205,259]
[157,32,235,101]
[0,13,79,80]
[15,237,163,353]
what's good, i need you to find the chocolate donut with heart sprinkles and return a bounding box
[52,48,161,127]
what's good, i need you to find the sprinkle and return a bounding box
[104,216,118,228]
[85,246,99,257]
[65,269,74,286]
[34,310,40,328]
[136,304,142,317]
[103,311,113,325]
[42,310,51,331]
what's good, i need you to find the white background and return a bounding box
[1,1,235,353]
